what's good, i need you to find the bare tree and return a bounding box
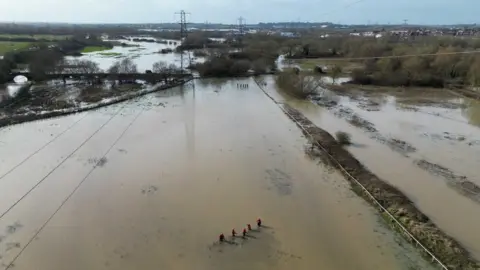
[65,59,101,84]
[152,61,170,83]
[109,58,138,74]
[276,71,323,99]
[284,39,299,57]
[152,61,168,73]
[329,65,342,85]
[108,62,121,74]
[67,59,101,74]
[252,58,268,75]
[79,60,101,74]
[468,56,480,87]
[167,64,179,73]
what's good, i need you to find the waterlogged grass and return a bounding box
[99,52,122,57]
[0,42,32,55]
[81,46,111,53]
[128,47,146,52]
[296,59,362,73]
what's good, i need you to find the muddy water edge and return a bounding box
[0,78,434,270]
[257,75,480,268]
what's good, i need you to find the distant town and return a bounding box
[135,22,480,38]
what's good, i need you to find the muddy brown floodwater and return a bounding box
[0,78,433,270]
[257,75,480,263]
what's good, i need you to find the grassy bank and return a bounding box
[81,46,111,53]
[281,104,478,270]
[294,58,362,73]
[0,41,32,55]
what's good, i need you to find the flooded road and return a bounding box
[258,75,480,260]
[0,78,431,269]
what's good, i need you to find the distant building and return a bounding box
[280,32,296,37]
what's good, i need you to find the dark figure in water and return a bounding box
[219,233,225,242]
[247,224,252,231]
[257,218,262,227]
[242,228,247,238]
[232,229,237,237]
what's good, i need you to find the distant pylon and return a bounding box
[237,17,246,51]
[175,10,191,72]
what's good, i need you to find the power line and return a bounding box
[0,100,130,222]
[306,50,480,61]
[0,112,89,181]
[4,98,150,270]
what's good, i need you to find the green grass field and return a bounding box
[0,42,32,55]
[0,34,70,40]
[81,46,111,53]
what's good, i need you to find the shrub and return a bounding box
[335,131,352,146]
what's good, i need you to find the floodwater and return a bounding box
[0,78,432,269]
[258,75,480,260]
[68,38,205,73]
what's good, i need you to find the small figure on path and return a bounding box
[247,224,252,231]
[242,228,247,238]
[219,233,225,242]
[257,218,262,227]
[232,229,237,237]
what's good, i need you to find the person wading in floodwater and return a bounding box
[219,233,225,242]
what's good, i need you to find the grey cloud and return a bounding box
[0,0,478,24]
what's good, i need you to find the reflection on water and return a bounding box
[462,100,480,128]
[0,84,25,103]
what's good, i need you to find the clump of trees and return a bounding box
[108,58,138,74]
[152,61,179,83]
[275,71,323,99]
[195,57,250,77]
[193,35,281,77]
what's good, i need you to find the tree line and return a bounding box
[0,34,113,83]
[284,36,480,88]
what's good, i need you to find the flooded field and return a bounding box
[258,75,480,260]
[0,37,199,125]
[0,78,432,269]
[68,38,204,72]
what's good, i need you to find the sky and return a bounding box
[0,0,478,25]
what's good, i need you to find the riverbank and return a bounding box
[0,77,192,129]
[329,83,480,100]
[280,104,478,270]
